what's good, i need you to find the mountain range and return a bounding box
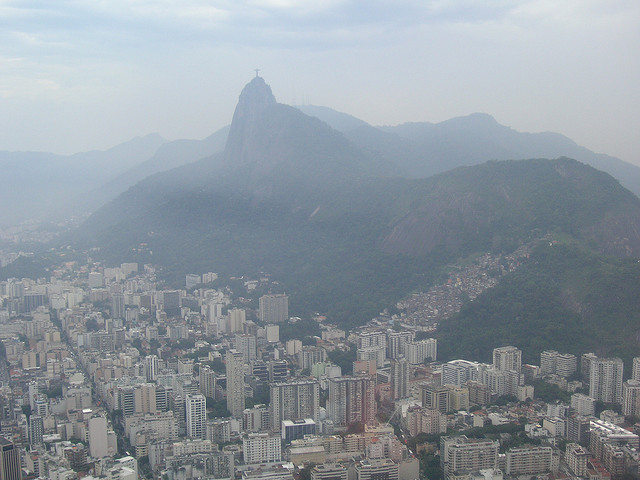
[3,78,640,226]
[6,76,640,364]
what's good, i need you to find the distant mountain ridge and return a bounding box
[3,85,639,227]
[70,78,640,340]
[297,106,640,197]
[0,133,167,225]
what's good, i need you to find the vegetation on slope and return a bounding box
[437,239,640,370]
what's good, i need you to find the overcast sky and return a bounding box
[1,0,638,164]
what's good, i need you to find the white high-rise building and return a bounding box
[440,435,499,477]
[259,294,289,323]
[589,357,624,404]
[357,346,385,368]
[186,394,207,439]
[540,350,577,377]
[229,308,246,333]
[357,331,387,350]
[226,349,246,417]
[622,380,640,416]
[505,446,554,476]
[144,355,159,382]
[199,365,217,398]
[185,274,201,289]
[405,338,437,364]
[493,346,522,373]
[243,433,282,464]
[235,334,257,364]
[571,393,596,416]
[386,330,414,359]
[88,414,109,458]
[442,360,479,387]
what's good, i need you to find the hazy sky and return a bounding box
[1,0,638,164]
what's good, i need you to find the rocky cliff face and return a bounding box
[223,76,277,167]
[220,77,371,200]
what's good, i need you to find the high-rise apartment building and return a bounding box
[199,365,217,398]
[357,331,387,350]
[328,376,376,426]
[235,334,257,364]
[186,394,207,439]
[581,353,598,382]
[243,404,270,432]
[540,350,577,377]
[390,357,409,400]
[493,346,522,373]
[404,338,437,364]
[311,463,348,480]
[357,346,385,368]
[589,357,624,404]
[269,360,288,383]
[442,360,479,387]
[505,446,553,476]
[298,346,327,370]
[134,383,157,414]
[571,393,596,416]
[111,293,125,319]
[226,349,246,417]
[622,380,640,416]
[243,433,282,464]
[566,443,589,477]
[270,380,320,431]
[352,458,399,480]
[144,354,159,382]
[28,415,44,446]
[386,330,414,359]
[421,384,451,413]
[0,438,21,480]
[259,294,289,323]
[632,357,640,382]
[88,414,110,458]
[440,435,499,477]
[229,308,246,333]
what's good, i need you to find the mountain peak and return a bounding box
[223,76,277,165]
[232,76,276,122]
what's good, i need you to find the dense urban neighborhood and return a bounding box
[0,252,638,480]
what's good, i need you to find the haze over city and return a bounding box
[1,0,639,165]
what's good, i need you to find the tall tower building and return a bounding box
[28,415,44,446]
[390,357,409,400]
[328,376,376,426]
[386,330,413,359]
[632,357,640,382]
[259,294,289,323]
[88,414,109,458]
[0,438,21,480]
[134,383,157,414]
[111,293,125,319]
[589,357,624,404]
[226,349,246,417]
[270,379,320,431]
[144,354,159,382]
[235,334,257,364]
[622,380,640,416]
[493,346,522,373]
[199,365,217,398]
[229,308,246,333]
[186,394,207,439]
